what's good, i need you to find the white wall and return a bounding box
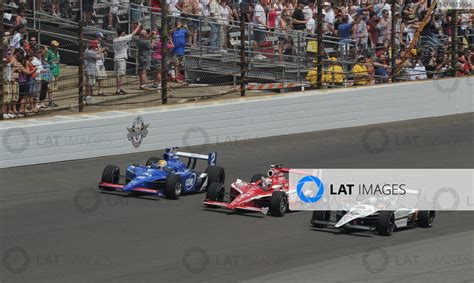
[1,77,472,168]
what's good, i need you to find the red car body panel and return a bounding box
[203,167,290,213]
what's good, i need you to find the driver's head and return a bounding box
[262,178,272,189]
[156,160,167,169]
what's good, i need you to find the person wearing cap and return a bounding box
[45,40,60,97]
[323,57,344,86]
[352,55,369,86]
[84,40,102,101]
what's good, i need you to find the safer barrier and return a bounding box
[0,77,472,168]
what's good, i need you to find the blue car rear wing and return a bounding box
[165,148,217,168]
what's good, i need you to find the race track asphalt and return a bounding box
[1,113,473,283]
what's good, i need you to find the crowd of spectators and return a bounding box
[2,16,62,119]
[2,0,474,119]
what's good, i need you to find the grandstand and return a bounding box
[1,0,473,119]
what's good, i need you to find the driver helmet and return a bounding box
[262,178,273,189]
[156,160,167,169]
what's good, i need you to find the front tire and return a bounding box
[311,211,330,228]
[205,182,225,208]
[376,211,395,236]
[102,165,120,184]
[165,174,182,199]
[417,211,435,227]
[269,191,288,217]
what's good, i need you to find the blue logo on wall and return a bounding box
[297,175,325,203]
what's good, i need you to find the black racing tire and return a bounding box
[250,174,265,183]
[205,182,225,208]
[102,165,120,184]
[269,191,288,217]
[165,174,182,199]
[205,166,225,185]
[311,211,330,228]
[376,211,395,236]
[417,210,435,228]
[146,157,162,167]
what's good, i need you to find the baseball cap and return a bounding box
[96,32,104,38]
[89,40,99,48]
[51,40,59,46]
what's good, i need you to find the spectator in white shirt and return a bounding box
[112,23,141,95]
[10,25,25,51]
[219,0,230,51]
[412,59,427,80]
[209,0,221,49]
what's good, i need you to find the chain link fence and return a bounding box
[1,2,473,120]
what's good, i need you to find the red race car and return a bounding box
[203,164,290,216]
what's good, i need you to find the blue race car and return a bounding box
[98,148,225,199]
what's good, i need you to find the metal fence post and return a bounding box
[198,16,202,68]
[78,20,84,112]
[240,5,246,96]
[0,1,4,120]
[160,0,168,104]
[316,0,322,89]
[451,10,458,77]
[390,0,396,82]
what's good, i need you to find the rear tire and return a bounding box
[165,174,182,199]
[205,166,225,185]
[417,211,435,227]
[250,174,265,183]
[311,211,330,228]
[269,191,287,217]
[146,157,162,167]
[376,211,395,236]
[102,165,120,184]
[205,182,225,208]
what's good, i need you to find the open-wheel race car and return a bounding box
[310,191,436,236]
[98,148,225,199]
[203,164,290,216]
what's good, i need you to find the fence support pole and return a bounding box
[451,10,457,77]
[0,0,4,120]
[390,0,396,82]
[78,20,84,112]
[316,0,322,89]
[240,5,246,96]
[160,0,168,104]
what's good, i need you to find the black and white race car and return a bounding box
[310,193,436,236]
